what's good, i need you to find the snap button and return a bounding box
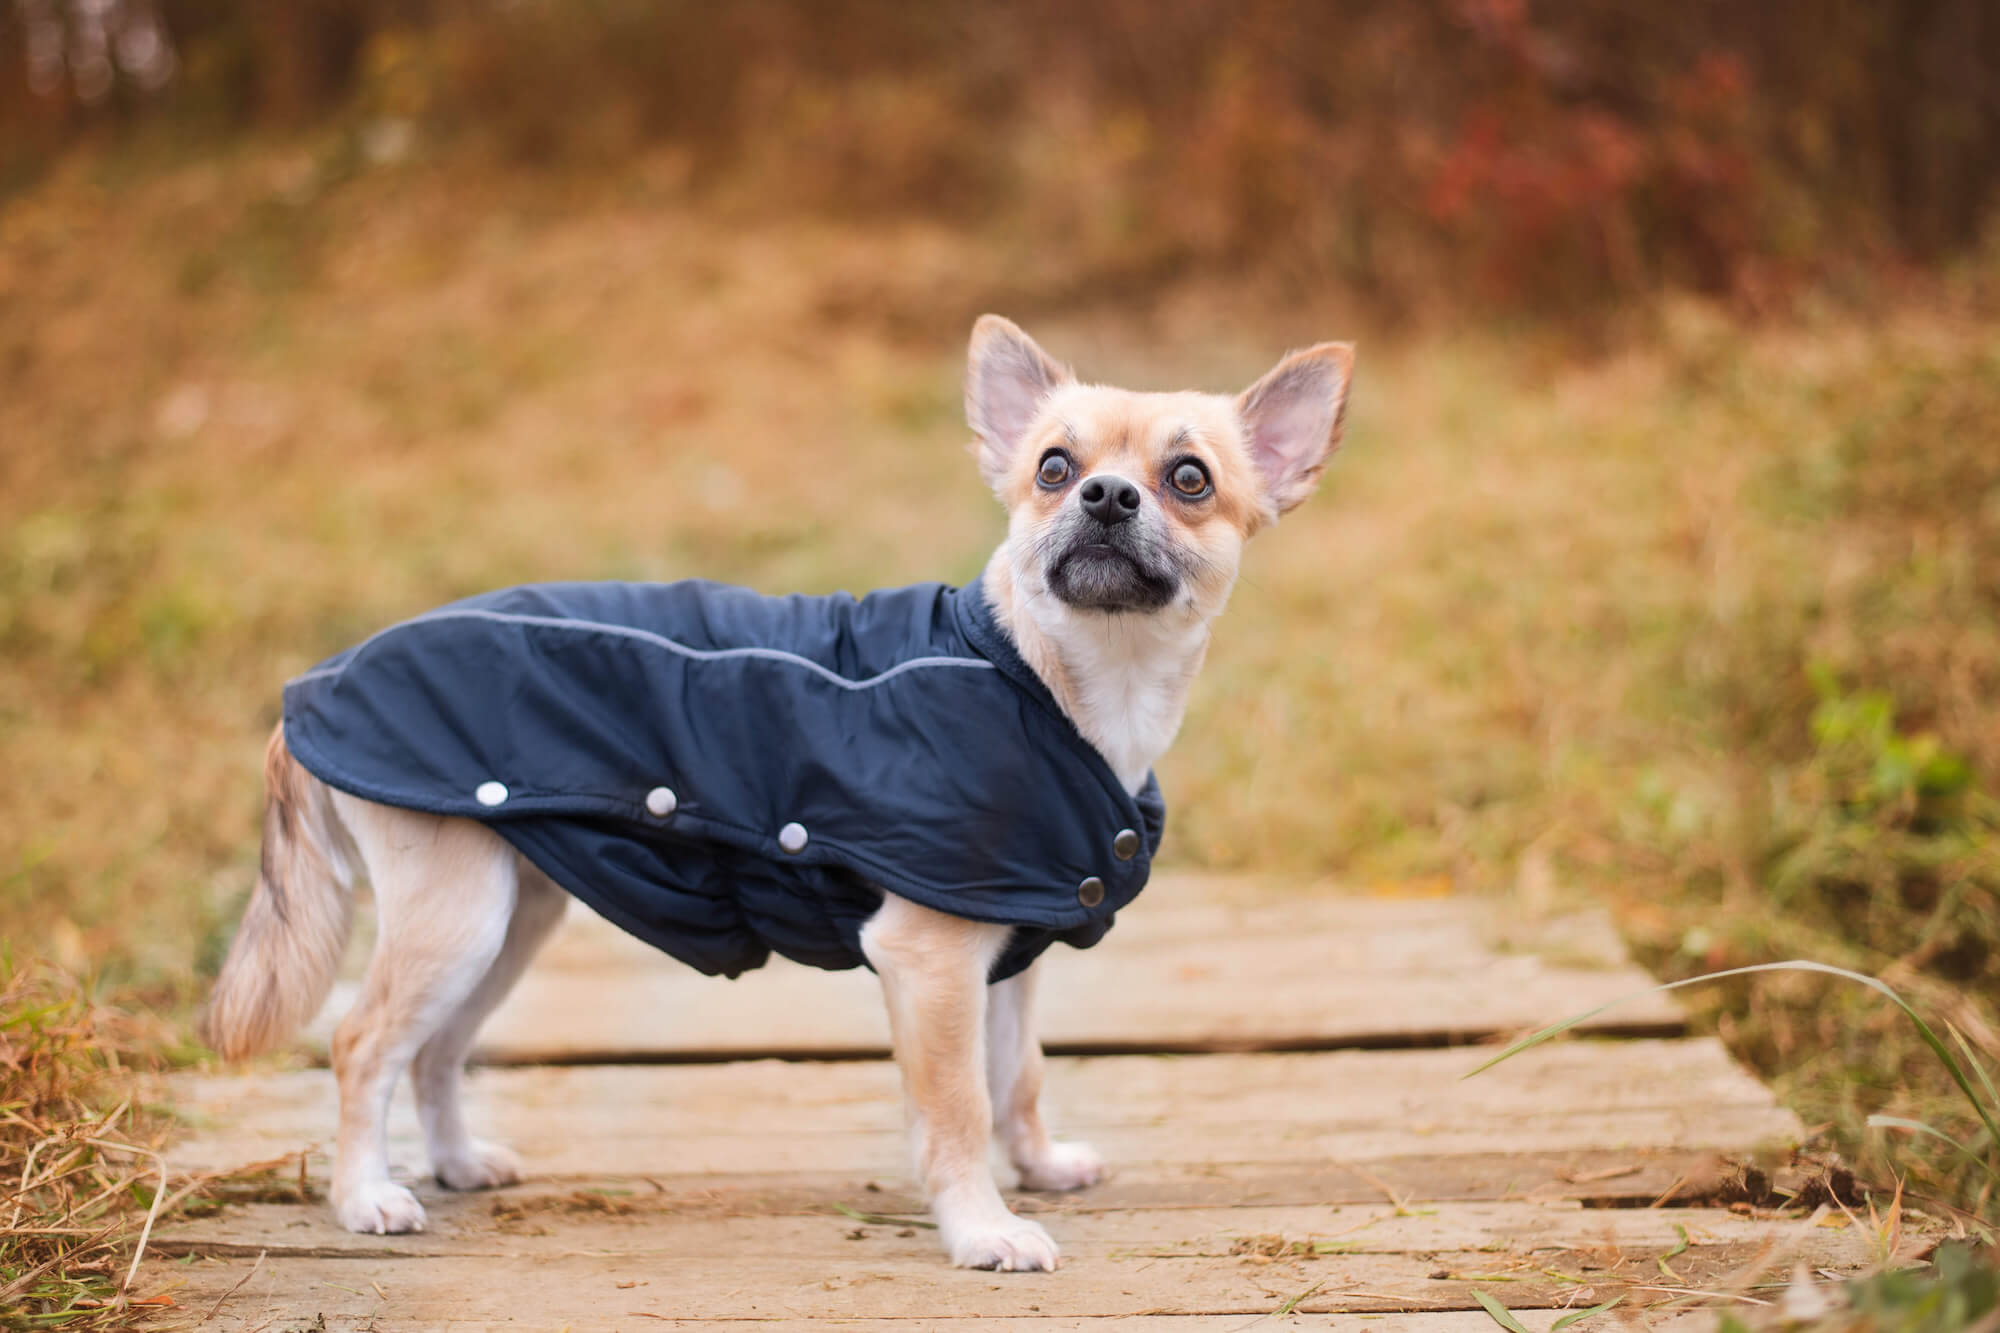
[474,781,509,807]
[778,822,809,855]
[645,786,678,818]
[1077,876,1105,907]
[1112,828,1140,861]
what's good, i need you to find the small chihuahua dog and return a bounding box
[205,316,1353,1271]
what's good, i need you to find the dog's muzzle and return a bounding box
[1047,513,1179,612]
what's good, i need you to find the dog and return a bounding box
[204,315,1353,1272]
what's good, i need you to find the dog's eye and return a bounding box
[1037,451,1073,489]
[1169,459,1211,498]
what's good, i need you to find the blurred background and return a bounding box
[2,0,1997,1224]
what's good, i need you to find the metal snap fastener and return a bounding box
[1112,828,1140,861]
[778,822,809,855]
[645,786,678,818]
[1077,876,1105,907]
[474,781,508,807]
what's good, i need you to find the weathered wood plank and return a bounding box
[153,1197,1848,1262]
[166,1040,1794,1181]
[303,892,1684,1062]
[150,1232,1837,1324]
[160,1281,1726,1333]
[158,1149,1755,1224]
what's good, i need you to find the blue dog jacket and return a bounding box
[282,576,1164,982]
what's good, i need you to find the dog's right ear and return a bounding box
[1236,342,1355,520]
[966,315,1072,490]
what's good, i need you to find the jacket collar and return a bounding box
[954,574,1163,822]
[955,573,1064,719]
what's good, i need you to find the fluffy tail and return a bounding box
[203,724,356,1060]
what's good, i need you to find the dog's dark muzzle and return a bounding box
[1049,531,1178,611]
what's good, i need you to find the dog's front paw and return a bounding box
[434,1140,523,1192]
[335,1180,428,1234]
[1016,1140,1106,1192]
[944,1212,1062,1272]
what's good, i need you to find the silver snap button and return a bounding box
[645,786,678,818]
[474,781,509,807]
[1112,828,1140,861]
[1077,876,1105,907]
[778,822,809,855]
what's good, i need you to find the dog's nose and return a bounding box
[1079,475,1142,526]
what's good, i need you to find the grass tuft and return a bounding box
[1468,960,2000,1327]
[0,963,316,1326]
[0,962,178,1324]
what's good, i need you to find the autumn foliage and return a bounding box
[4,0,1997,315]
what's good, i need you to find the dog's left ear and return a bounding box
[1236,343,1355,518]
[967,315,1073,490]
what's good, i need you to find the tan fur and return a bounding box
[967,318,1352,787]
[986,961,1098,1190]
[203,725,357,1061]
[318,792,560,1232]
[209,315,1352,1267]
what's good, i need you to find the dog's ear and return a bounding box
[966,315,1072,489]
[1236,343,1355,518]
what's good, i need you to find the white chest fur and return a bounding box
[1020,596,1212,794]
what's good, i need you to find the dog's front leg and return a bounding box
[987,962,1106,1191]
[862,893,1061,1271]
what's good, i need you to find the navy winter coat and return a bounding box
[282,576,1164,982]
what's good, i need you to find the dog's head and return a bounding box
[966,315,1353,622]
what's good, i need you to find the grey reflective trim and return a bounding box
[288,607,997,692]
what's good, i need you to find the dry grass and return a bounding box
[0,962,325,1324]
[0,965,196,1323]
[0,963,171,1322]
[2,134,1998,1318]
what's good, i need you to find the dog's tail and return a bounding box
[203,724,356,1061]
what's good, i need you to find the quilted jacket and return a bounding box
[283,576,1164,981]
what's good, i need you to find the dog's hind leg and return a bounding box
[863,892,1061,1272]
[986,961,1105,1192]
[324,793,519,1235]
[410,858,566,1191]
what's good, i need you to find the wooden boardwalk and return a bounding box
[147,878,1871,1329]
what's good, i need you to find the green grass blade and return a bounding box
[1867,1115,2000,1181]
[1657,1221,1690,1279]
[1947,1023,2000,1118]
[1274,1278,1325,1316]
[1551,1295,1625,1331]
[1472,1289,1533,1333]
[1463,961,2000,1154]
[832,1201,937,1229]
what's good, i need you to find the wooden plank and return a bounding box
[150,1228,1849,1324]
[156,1150,1754,1223]
[302,890,1684,1062]
[153,1198,1850,1262]
[160,1268,1729,1333]
[151,1149,1770,1231]
[165,1040,1795,1181]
